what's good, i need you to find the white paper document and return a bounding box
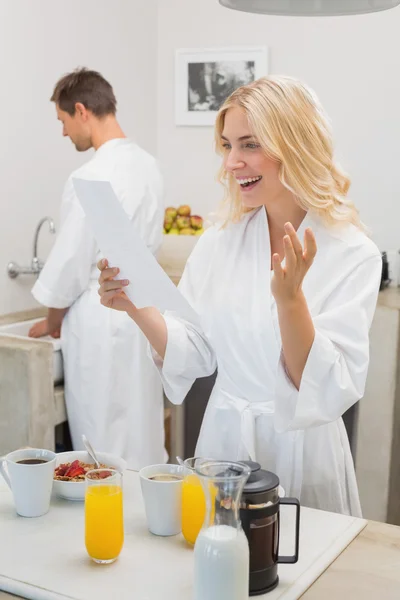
[72,178,197,321]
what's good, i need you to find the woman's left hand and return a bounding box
[271,222,317,305]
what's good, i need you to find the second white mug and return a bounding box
[139,463,184,536]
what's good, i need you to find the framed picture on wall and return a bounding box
[175,46,268,127]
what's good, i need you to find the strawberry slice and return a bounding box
[64,460,81,478]
[65,466,85,478]
[55,463,69,476]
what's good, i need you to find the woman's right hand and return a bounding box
[97,258,134,313]
[98,258,168,358]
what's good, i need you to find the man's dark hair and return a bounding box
[51,67,117,117]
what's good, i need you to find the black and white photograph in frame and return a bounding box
[175,47,269,126]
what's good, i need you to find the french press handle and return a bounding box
[277,497,300,564]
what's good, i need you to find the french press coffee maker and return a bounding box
[240,461,300,595]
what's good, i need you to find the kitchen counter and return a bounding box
[377,285,400,309]
[0,307,46,327]
[302,519,400,599]
[355,285,400,525]
[0,516,398,600]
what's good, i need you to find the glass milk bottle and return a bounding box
[193,460,251,600]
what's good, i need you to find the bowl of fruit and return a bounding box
[159,205,205,275]
[163,205,204,236]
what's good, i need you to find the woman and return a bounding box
[98,76,381,516]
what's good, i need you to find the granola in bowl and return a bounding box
[54,460,111,482]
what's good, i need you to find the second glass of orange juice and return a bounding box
[85,468,124,564]
[182,457,208,545]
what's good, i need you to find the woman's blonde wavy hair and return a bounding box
[215,76,363,230]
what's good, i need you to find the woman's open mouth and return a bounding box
[236,175,262,192]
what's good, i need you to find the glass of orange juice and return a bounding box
[85,469,124,564]
[182,457,208,545]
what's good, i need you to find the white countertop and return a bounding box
[0,470,367,600]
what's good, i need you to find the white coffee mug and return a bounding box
[139,463,184,536]
[0,448,56,517]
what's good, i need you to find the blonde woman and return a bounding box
[98,76,381,516]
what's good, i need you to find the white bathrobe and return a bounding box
[32,139,166,469]
[153,207,381,515]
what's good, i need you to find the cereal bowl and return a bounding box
[53,450,127,501]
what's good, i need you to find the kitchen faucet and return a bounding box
[7,217,56,279]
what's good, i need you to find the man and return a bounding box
[29,68,166,469]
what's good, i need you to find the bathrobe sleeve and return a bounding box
[274,252,382,431]
[31,177,95,309]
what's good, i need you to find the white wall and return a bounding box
[0,0,158,315]
[157,0,400,252]
[2,0,400,316]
